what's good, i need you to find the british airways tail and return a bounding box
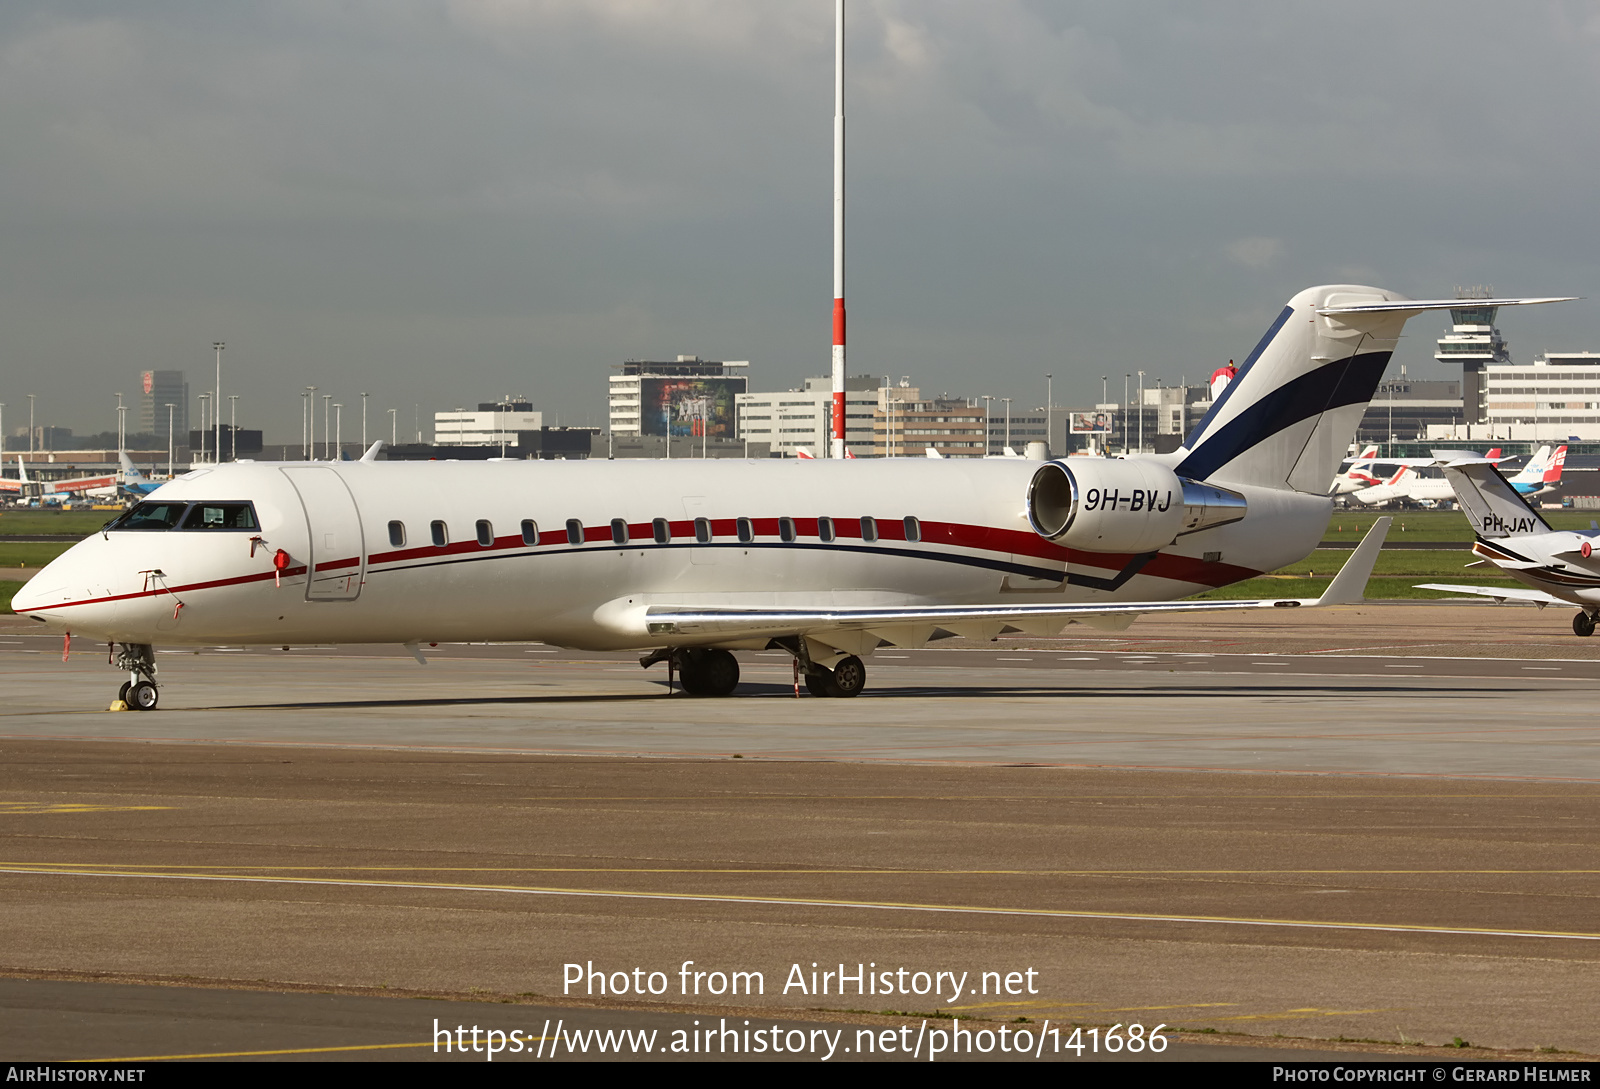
[1174,286,1573,494]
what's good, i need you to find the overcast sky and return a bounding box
[5,1,1600,441]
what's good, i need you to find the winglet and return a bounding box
[360,441,385,463]
[1315,517,1391,606]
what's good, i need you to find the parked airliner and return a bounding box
[11,285,1569,709]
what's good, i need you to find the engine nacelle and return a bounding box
[1026,460,1247,553]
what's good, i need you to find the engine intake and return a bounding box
[1026,460,1246,553]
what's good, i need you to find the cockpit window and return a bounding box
[106,502,189,531]
[179,503,259,531]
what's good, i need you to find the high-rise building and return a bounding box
[139,370,189,437]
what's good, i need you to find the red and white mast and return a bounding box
[829,0,847,459]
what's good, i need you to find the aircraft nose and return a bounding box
[9,545,106,629]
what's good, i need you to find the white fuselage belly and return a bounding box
[19,459,1330,650]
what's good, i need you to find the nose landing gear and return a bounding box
[112,643,160,710]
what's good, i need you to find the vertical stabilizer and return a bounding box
[1443,461,1551,538]
[1175,287,1574,493]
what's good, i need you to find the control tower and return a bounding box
[1434,286,1512,424]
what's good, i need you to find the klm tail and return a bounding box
[1175,286,1572,493]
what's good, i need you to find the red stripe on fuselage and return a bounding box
[19,517,1260,617]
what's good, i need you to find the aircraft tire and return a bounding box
[829,655,866,698]
[804,671,832,697]
[698,650,740,697]
[1575,612,1596,638]
[675,660,706,696]
[117,681,132,704]
[128,682,159,711]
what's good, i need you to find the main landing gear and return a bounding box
[1575,611,1596,638]
[112,643,160,711]
[640,647,741,697]
[639,645,869,698]
[803,655,866,698]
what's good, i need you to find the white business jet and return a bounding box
[1417,457,1600,636]
[12,285,1570,709]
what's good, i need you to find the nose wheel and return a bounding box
[111,643,160,710]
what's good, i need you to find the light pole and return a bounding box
[28,394,35,456]
[388,408,397,446]
[228,395,238,460]
[1045,373,1053,456]
[980,395,993,456]
[1122,375,1130,453]
[302,388,315,460]
[1136,370,1145,454]
[361,392,369,452]
[334,403,343,460]
[1002,397,1012,450]
[165,404,175,479]
[0,404,5,455]
[213,342,224,467]
[115,394,126,457]
[198,393,210,465]
[322,394,332,460]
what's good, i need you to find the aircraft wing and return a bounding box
[643,519,1391,644]
[1414,583,1565,606]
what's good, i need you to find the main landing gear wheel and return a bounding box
[676,649,740,697]
[128,681,159,711]
[806,656,867,697]
[1575,612,1596,638]
[117,681,132,704]
[828,655,866,698]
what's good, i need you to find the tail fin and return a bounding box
[1175,287,1573,492]
[1485,447,1502,461]
[117,452,146,482]
[1513,445,1553,483]
[1545,445,1568,483]
[1443,461,1550,538]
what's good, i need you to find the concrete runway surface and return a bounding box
[0,602,1596,1062]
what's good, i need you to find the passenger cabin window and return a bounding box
[520,520,539,546]
[179,503,259,531]
[694,517,711,544]
[779,517,796,543]
[431,521,448,548]
[611,518,628,545]
[818,516,835,543]
[903,516,921,543]
[652,518,671,544]
[736,517,753,543]
[861,516,878,543]
[388,521,405,547]
[476,520,494,547]
[566,519,583,545]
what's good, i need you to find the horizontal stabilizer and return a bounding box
[1415,583,1562,606]
[1318,297,1576,316]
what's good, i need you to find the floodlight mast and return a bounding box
[829,0,847,460]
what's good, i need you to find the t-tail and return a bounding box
[1442,460,1551,539]
[1174,286,1573,493]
